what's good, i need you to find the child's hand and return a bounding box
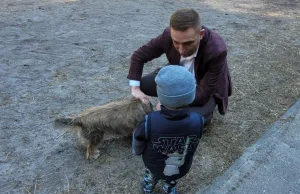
[156,102,161,111]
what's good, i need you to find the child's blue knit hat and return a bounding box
[155,65,196,108]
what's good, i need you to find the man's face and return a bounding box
[170,27,204,58]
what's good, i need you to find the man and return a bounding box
[127,8,232,125]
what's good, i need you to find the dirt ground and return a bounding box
[0,0,299,193]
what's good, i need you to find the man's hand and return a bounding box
[131,86,149,104]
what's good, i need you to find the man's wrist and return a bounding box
[131,86,140,92]
[129,80,140,87]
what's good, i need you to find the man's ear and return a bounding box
[200,29,205,40]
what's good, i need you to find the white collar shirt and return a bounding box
[179,44,199,77]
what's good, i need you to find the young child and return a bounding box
[132,65,205,194]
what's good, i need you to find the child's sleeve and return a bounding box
[132,116,148,155]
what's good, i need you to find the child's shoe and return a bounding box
[141,181,155,194]
[141,169,158,194]
[162,181,178,194]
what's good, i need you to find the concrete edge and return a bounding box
[197,99,300,194]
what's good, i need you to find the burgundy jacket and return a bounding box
[127,26,232,115]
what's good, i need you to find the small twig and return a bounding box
[31,95,36,103]
[230,69,236,75]
[234,86,245,96]
[55,130,68,139]
[33,180,37,194]
[85,51,95,64]
[37,171,56,179]
[30,51,74,58]
[65,172,70,194]
[24,188,32,194]
[5,152,11,160]
[97,91,119,94]
[247,80,259,93]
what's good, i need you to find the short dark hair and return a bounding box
[170,8,201,31]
